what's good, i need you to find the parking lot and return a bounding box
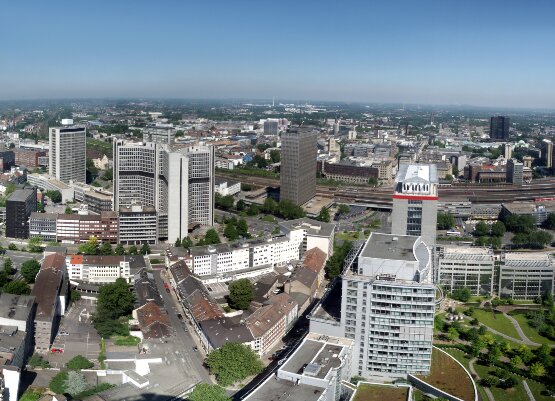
[47,299,101,368]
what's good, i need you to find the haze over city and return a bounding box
[2,0,555,108]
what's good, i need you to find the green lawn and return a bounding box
[525,379,554,401]
[472,362,529,401]
[113,335,141,346]
[509,312,555,346]
[444,348,489,401]
[472,309,521,339]
[19,390,43,401]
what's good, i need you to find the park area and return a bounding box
[416,348,475,401]
[352,383,409,401]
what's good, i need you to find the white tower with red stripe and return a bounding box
[391,164,438,246]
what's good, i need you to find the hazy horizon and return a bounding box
[2,1,555,109]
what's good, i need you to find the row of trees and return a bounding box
[77,237,151,255]
[223,216,249,241]
[0,257,40,295]
[325,240,353,280]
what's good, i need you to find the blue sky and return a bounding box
[2,0,555,108]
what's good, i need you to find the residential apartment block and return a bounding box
[49,125,86,183]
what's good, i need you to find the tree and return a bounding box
[99,242,113,255]
[481,376,498,387]
[543,213,555,229]
[237,219,249,238]
[103,168,113,181]
[236,199,246,211]
[182,236,193,249]
[174,237,182,247]
[446,327,459,342]
[65,205,73,214]
[368,177,378,186]
[78,236,98,255]
[206,342,264,386]
[140,242,151,255]
[64,370,89,396]
[71,289,82,302]
[128,245,138,255]
[516,344,534,363]
[46,190,62,204]
[8,243,17,251]
[28,237,43,253]
[21,259,41,283]
[204,229,221,245]
[215,194,234,211]
[261,198,278,214]
[317,207,331,223]
[96,278,134,321]
[228,279,254,310]
[325,241,353,280]
[49,371,68,394]
[246,204,260,216]
[269,149,280,163]
[66,355,94,370]
[28,353,50,368]
[452,165,459,177]
[224,223,239,241]
[277,200,305,220]
[3,280,31,295]
[530,362,546,378]
[437,213,455,230]
[451,287,471,302]
[3,258,14,275]
[491,221,506,237]
[188,383,230,401]
[36,201,45,213]
[474,221,490,237]
[509,355,523,371]
[114,244,125,255]
[337,204,350,215]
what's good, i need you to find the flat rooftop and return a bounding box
[396,163,438,184]
[245,377,324,401]
[360,233,418,261]
[352,383,410,401]
[279,218,335,238]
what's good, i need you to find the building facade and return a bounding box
[490,116,510,140]
[280,129,317,205]
[49,125,86,183]
[118,204,158,245]
[6,187,37,239]
[391,164,438,246]
[341,233,435,379]
[437,245,498,296]
[499,253,554,300]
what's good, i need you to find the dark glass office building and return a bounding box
[490,116,510,140]
[6,187,37,239]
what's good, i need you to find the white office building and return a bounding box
[499,253,554,300]
[49,125,87,183]
[437,245,498,296]
[341,233,435,379]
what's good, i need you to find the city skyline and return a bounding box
[2,1,555,108]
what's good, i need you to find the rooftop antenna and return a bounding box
[272,97,275,107]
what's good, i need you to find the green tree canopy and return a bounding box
[437,212,455,230]
[3,280,31,295]
[114,244,125,255]
[78,236,98,255]
[188,383,230,401]
[490,221,506,237]
[262,198,278,214]
[337,204,350,215]
[317,207,331,223]
[182,236,193,249]
[474,221,490,237]
[66,355,94,370]
[64,370,89,396]
[46,190,62,203]
[206,342,264,386]
[128,245,138,255]
[28,237,43,253]
[140,242,151,255]
[203,229,221,245]
[215,194,234,210]
[21,259,41,283]
[325,240,352,280]
[543,213,555,229]
[99,242,113,255]
[451,287,471,302]
[228,279,254,310]
[96,278,134,321]
[277,199,305,220]
[224,223,239,241]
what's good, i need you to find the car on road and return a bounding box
[59,331,69,336]
[177,313,183,320]
[192,346,198,352]
[51,348,63,353]
[277,358,286,365]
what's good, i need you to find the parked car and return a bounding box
[51,348,63,353]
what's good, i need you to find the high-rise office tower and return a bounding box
[341,232,435,379]
[490,116,510,140]
[280,128,317,206]
[6,187,37,239]
[263,119,279,135]
[541,139,554,168]
[143,125,176,144]
[507,158,524,185]
[113,140,214,242]
[49,124,86,183]
[503,143,513,159]
[391,164,438,246]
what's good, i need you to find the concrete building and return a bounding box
[0,150,15,171]
[29,212,58,242]
[214,177,241,197]
[490,116,510,141]
[142,125,176,144]
[341,233,435,379]
[280,129,317,206]
[279,218,335,258]
[506,158,524,185]
[263,119,279,135]
[118,204,158,245]
[114,140,214,242]
[49,125,86,183]
[67,255,136,284]
[540,139,554,168]
[499,253,554,300]
[437,245,498,296]
[391,164,438,246]
[245,333,353,401]
[32,253,67,352]
[6,187,37,239]
[56,212,118,244]
[14,148,47,168]
[26,173,74,203]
